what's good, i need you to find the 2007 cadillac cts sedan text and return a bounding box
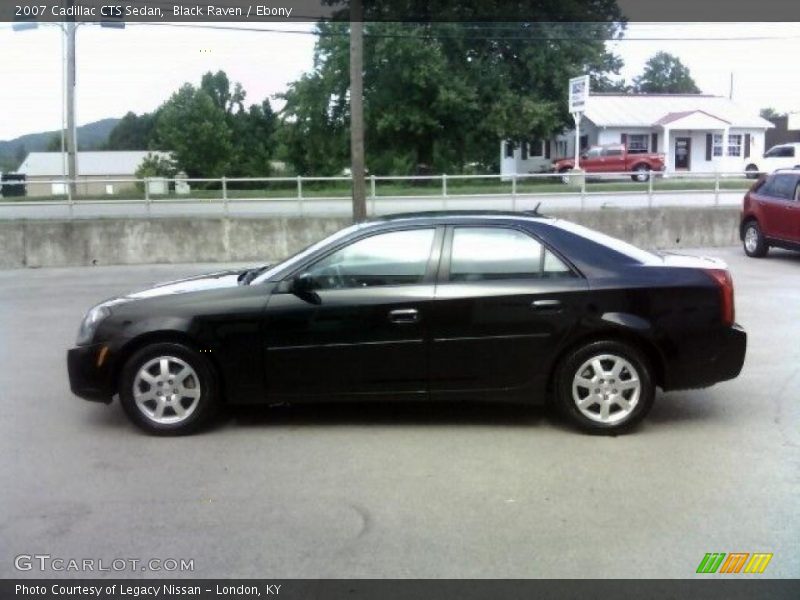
[67,212,747,435]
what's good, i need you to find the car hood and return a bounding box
[125,269,243,300]
[115,264,275,303]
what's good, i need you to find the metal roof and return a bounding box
[584,94,773,129]
[17,151,171,177]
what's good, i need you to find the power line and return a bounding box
[121,21,800,42]
[6,20,800,42]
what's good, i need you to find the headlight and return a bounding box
[76,304,111,346]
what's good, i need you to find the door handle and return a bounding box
[389,308,420,324]
[531,299,562,310]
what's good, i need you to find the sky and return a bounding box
[1,21,799,141]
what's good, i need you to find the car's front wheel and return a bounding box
[119,342,219,435]
[554,340,654,434]
[742,220,768,258]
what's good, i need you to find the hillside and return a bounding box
[0,118,121,172]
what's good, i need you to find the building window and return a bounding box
[713,134,724,157]
[627,134,648,153]
[557,141,567,158]
[712,134,743,157]
[521,142,528,161]
[529,140,543,157]
[504,141,514,158]
[728,134,743,157]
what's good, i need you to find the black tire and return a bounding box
[745,164,760,180]
[630,164,650,182]
[559,167,571,184]
[554,340,655,435]
[119,342,219,435]
[742,220,768,258]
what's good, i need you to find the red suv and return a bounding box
[740,169,800,257]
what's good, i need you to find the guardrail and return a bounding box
[0,170,754,219]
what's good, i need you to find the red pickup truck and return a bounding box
[552,144,666,182]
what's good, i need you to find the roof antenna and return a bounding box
[532,201,542,215]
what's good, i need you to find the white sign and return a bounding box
[569,75,590,114]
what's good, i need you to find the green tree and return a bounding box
[759,107,782,120]
[14,144,27,166]
[229,100,278,178]
[134,152,178,192]
[46,133,62,152]
[280,18,625,175]
[633,52,701,94]
[106,111,158,150]
[153,84,234,178]
[201,71,245,114]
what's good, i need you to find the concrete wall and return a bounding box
[0,208,741,270]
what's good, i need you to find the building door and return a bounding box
[675,137,691,170]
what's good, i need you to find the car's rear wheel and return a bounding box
[554,340,654,434]
[119,342,218,435]
[631,164,651,182]
[745,164,760,179]
[559,168,571,184]
[742,220,768,258]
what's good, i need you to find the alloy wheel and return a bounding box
[744,226,760,254]
[132,356,201,425]
[571,353,641,424]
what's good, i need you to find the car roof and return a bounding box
[370,210,554,225]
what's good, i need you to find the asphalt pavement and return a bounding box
[0,246,797,578]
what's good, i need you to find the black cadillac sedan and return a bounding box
[68,212,746,435]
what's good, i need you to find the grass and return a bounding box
[1,176,754,203]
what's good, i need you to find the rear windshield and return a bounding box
[550,220,661,265]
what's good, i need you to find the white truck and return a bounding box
[746,143,800,178]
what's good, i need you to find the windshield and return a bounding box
[251,222,369,284]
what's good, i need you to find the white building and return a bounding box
[18,151,172,197]
[501,94,774,176]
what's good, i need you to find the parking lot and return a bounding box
[0,246,798,579]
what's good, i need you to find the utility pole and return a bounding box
[349,0,367,222]
[66,16,78,198]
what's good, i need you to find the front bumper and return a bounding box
[67,343,116,403]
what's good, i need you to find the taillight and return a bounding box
[705,269,735,326]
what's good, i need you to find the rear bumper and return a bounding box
[67,344,115,403]
[664,324,747,391]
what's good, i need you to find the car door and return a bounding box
[581,147,603,172]
[262,226,443,399]
[753,173,799,241]
[602,146,626,174]
[790,177,800,243]
[429,225,588,402]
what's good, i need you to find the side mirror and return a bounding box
[290,273,321,304]
[291,273,315,294]
[581,153,588,160]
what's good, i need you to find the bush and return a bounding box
[134,153,178,192]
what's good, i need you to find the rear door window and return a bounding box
[448,227,574,282]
